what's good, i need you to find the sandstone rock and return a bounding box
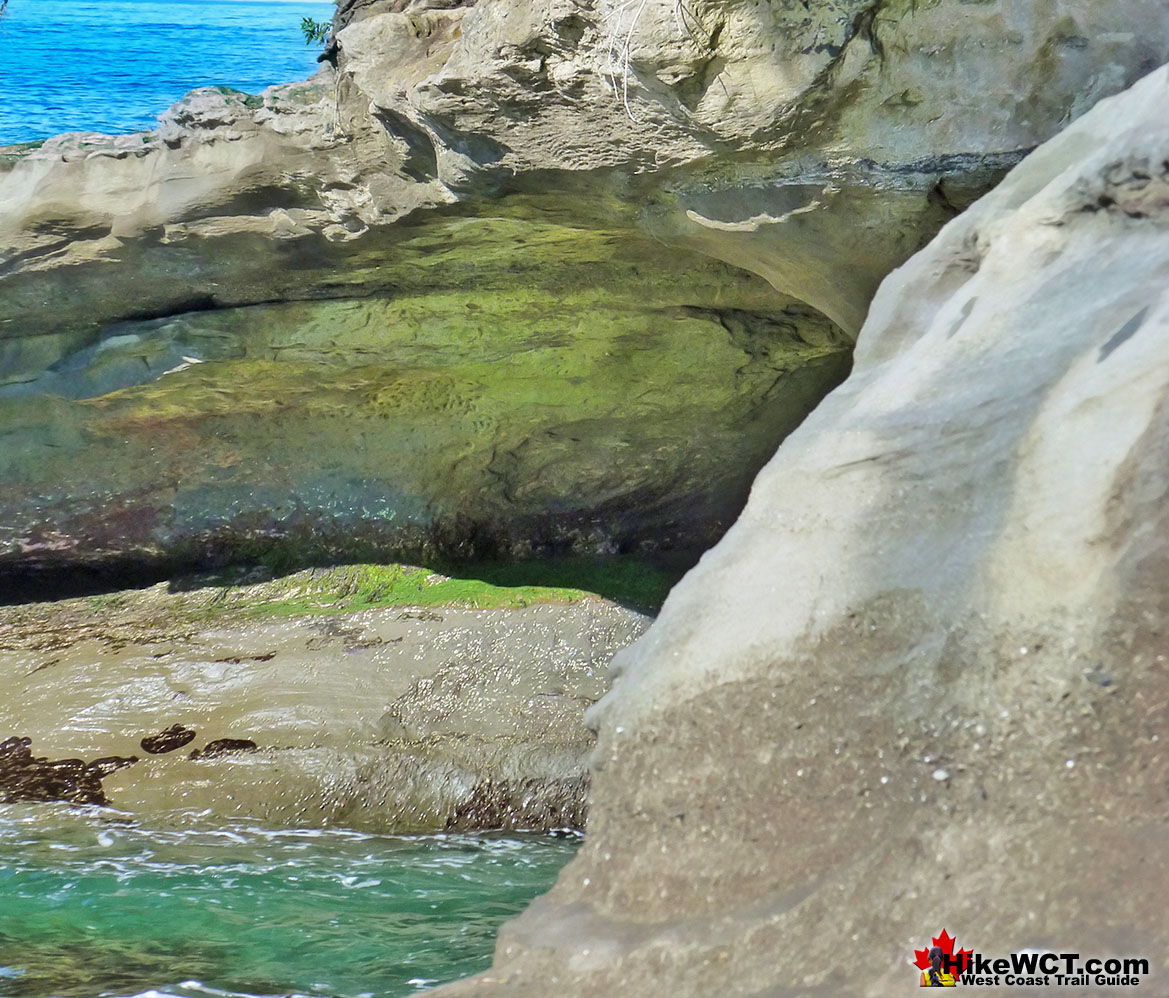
[5,1,1167,578]
[0,565,649,830]
[0,257,851,579]
[383,0,1169,327]
[431,64,1169,998]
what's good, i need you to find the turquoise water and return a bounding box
[0,806,575,998]
[0,0,334,144]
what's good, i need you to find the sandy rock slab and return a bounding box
[431,65,1169,998]
[0,566,649,831]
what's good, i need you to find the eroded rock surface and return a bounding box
[432,64,1169,998]
[5,1,1167,576]
[0,566,649,830]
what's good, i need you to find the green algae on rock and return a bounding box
[0,564,649,830]
[0,234,852,577]
[14,0,1167,579]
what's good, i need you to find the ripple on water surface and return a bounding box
[0,805,577,997]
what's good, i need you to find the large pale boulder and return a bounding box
[4,0,1168,578]
[434,64,1169,997]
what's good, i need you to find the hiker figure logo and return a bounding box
[909,928,1150,988]
[914,929,971,987]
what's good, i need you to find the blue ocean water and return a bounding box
[0,806,577,998]
[0,0,335,144]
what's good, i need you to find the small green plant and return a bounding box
[300,15,330,46]
[223,564,600,619]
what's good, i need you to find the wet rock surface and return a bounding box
[444,776,587,833]
[190,738,258,760]
[140,724,197,755]
[0,565,649,830]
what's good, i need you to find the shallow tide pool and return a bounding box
[0,806,575,998]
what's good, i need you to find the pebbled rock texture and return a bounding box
[4,1,1168,576]
[431,63,1169,998]
[0,565,649,830]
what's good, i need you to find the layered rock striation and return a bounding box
[434,64,1169,996]
[5,0,1166,578]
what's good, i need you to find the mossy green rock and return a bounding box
[0,564,650,830]
[5,0,1165,577]
[0,209,851,576]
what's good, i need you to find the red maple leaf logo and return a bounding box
[913,928,972,979]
